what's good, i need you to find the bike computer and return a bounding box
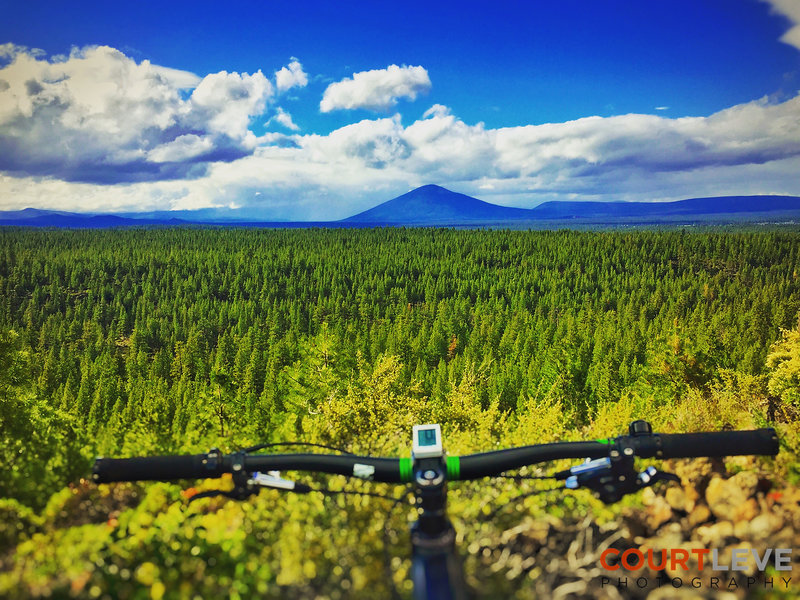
[412,424,444,459]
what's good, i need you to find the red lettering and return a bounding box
[692,548,710,570]
[647,549,667,571]
[621,549,644,570]
[601,549,620,571]
[671,549,690,571]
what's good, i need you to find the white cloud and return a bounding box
[275,59,308,93]
[0,43,44,60]
[6,94,800,219]
[147,134,214,163]
[762,0,800,50]
[320,64,431,112]
[0,45,273,182]
[403,108,494,180]
[422,104,451,119]
[149,64,202,89]
[267,107,300,131]
[303,115,410,167]
[189,69,272,140]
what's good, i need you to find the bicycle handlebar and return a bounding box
[92,427,779,485]
[93,453,404,484]
[657,430,778,459]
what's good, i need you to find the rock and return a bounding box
[734,519,750,539]
[621,506,650,539]
[706,477,748,521]
[687,504,711,527]
[748,513,783,539]
[672,457,724,490]
[695,520,734,547]
[732,498,759,522]
[665,486,687,512]
[651,522,684,549]
[646,495,674,531]
[729,471,759,497]
[683,483,700,512]
[727,455,757,471]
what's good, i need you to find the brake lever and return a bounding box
[251,471,311,494]
[186,469,312,506]
[559,459,681,504]
[186,467,260,505]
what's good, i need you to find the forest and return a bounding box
[1,227,800,598]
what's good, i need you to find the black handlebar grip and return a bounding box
[92,454,211,483]
[657,428,779,459]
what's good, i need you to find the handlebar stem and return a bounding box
[413,457,451,538]
[409,457,467,600]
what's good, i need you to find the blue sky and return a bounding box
[1,0,799,219]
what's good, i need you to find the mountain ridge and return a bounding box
[3,185,800,227]
[343,184,800,224]
[341,184,533,223]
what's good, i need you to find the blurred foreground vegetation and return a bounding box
[1,227,800,598]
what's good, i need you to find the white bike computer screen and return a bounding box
[412,424,443,459]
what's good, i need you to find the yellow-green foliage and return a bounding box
[509,395,571,446]
[316,354,428,454]
[431,367,508,454]
[1,353,795,600]
[768,328,800,407]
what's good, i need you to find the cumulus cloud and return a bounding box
[267,107,300,131]
[147,134,214,163]
[189,69,271,140]
[422,104,451,119]
[304,115,411,168]
[320,65,431,112]
[762,0,800,50]
[0,45,273,183]
[6,94,800,219]
[275,59,308,93]
[204,94,800,211]
[0,43,44,60]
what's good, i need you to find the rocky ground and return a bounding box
[477,458,799,599]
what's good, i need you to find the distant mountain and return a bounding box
[345,186,800,225]
[0,208,190,228]
[3,187,800,228]
[0,208,77,220]
[531,195,800,219]
[343,185,533,224]
[110,207,271,222]
[0,207,343,229]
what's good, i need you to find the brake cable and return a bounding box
[491,473,558,482]
[480,486,564,521]
[241,441,354,454]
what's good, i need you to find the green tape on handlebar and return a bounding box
[399,458,413,482]
[446,456,460,480]
[596,438,612,445]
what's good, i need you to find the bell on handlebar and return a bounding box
[629,420,653,436]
